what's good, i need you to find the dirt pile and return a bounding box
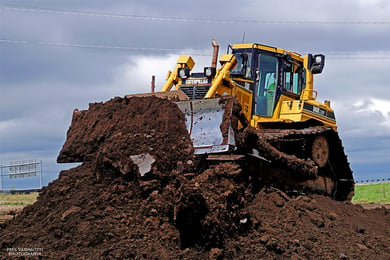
[57,96,194,177]
[0,95,389,259]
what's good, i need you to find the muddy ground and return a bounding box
[354,203,390,210]
[0,206,24,225]
[0,96,389,259]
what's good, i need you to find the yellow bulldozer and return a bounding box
[59,40,354,201]
[145,40,354,200]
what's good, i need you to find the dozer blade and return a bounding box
[175,98,235,155]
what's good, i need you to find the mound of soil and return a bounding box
[0,95,389,259]
[57,96,194,177]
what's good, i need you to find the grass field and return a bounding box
[0,192,39,205]
[352,182,390,203]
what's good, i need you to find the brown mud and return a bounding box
[0,95,389,259]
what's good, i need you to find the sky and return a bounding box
[0,0,389,189]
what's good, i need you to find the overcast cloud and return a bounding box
[0,0,389,189]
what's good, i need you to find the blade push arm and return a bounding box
[205,54,237,98]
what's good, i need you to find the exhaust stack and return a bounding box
[211,39,219,68]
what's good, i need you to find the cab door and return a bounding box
[255,54,279,117]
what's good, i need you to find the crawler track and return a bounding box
[255,126,354,200]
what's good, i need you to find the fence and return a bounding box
[355,178,390,184]
[0,160,42,191]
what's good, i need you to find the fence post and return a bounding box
[151,75,155,93]
[40,160,43,189]
[0,164,2,191]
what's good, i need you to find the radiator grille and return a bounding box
[179,85,211,100]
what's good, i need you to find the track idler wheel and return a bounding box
[311,135,329,167]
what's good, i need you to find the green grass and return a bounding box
[0,192,39,205]
[352,182,390,203]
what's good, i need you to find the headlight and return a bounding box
[204,67,216,77]
[315,55,323,63]
[309,54,325,74]
[178,68,190,79]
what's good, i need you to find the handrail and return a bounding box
[301,89,317,100]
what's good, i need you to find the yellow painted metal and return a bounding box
[250,95,293,126]
[177,56,195,70]
[231,43,304,62]
[205,54,237,98]
[219,53,236,63]
[215,85,233,96]
[232,85,253,121]
[250,94,337,131]
[232,43,279,54]
[161,65,180,92]
[301,55,315,100]
[161,56,195,92]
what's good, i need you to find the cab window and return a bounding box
[255,54,278,117]
[231,52,252,79]
[284,62,304,95]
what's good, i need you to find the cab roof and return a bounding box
[231,43,304,62]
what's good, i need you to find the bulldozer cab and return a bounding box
[229,44,306,119]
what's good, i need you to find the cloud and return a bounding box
[330,96,390,179]
[355,98,390,127]
[333,97,390,138]
[114,54,178,94]
[114,51,213,93]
